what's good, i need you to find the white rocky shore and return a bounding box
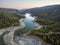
[3,19,25,45]
[0,19,25,35]
[34,21,43,29]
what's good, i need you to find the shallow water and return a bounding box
[19,13,35,33]
[18,36,42,45]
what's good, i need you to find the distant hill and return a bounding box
[20,5,60,22]
[20,5,60,14]
[19,9,29,13]
[0,8,18,13]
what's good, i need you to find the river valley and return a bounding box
[0,13,43,45]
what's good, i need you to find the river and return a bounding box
[0,13,43,45]
[19,13,35,34]
[16,13,43,45]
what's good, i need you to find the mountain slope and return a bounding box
[0,8,23,29]
[20,5,60,22]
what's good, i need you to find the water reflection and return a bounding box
[25,13,35,20]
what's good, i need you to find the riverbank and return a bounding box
[23,21,43,36]
[0,19,25,35]
[24,20,52,45]
[3,19,25,45]
[34,21,43,29]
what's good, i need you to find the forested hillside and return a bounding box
[0,8,24,29]
[21,5,60,22]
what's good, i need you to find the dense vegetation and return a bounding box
[29,30,60,45]
[0,8,24,45]
[0,8,24,29]
[22,5,60,45]
[33,20,60,45]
